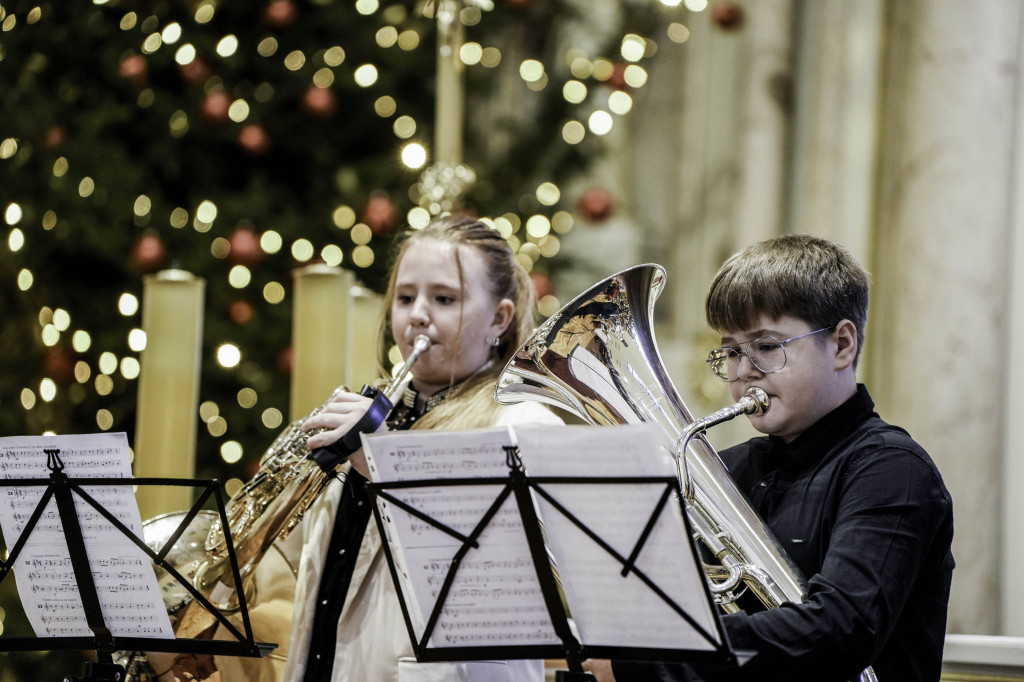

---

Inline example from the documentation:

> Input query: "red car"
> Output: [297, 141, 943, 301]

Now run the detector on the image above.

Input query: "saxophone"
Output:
[494, 264, 876, 681]
[123, 335, 430, 676]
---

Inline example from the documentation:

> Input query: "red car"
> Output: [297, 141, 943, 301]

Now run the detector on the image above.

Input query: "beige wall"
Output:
[616, 0, 1024, 636]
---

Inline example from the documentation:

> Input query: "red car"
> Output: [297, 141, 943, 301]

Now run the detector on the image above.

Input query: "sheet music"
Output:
[0, 432, 174, 639]
[513, 423, 720, 650]
[362, 427, 560, 649]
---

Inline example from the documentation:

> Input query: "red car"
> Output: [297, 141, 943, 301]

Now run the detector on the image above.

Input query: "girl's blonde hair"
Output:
[376, 215, 536, 430]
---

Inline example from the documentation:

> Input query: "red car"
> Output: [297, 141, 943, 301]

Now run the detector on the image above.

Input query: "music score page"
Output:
[0, 432, 174, 639]
[363, 426, 560, 650]
[513, 423, 721, 651]
[363, 422, 722, 655]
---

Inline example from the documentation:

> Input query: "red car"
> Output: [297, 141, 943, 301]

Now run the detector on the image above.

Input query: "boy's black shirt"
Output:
[614, 384, 954, 682]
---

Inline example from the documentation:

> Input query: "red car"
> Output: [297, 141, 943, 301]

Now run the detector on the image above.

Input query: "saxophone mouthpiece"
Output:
[743, 387, 771, 416]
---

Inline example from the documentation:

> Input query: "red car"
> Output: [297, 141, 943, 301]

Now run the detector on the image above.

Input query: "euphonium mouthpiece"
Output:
[739, 387, 770, 416]
[675, 387, 772, 500]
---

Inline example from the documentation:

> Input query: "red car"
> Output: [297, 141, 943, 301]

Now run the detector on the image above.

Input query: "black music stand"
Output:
[0, 448, 275, 681]
[366, 440, 747, 680]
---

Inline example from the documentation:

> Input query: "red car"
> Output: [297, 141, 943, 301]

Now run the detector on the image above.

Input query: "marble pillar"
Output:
[868, 0, 1021, 635]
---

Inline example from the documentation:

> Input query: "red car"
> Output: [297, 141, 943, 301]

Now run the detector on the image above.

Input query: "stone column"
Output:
[658, 0, 796, 434]
[868, 0, 1021, 635]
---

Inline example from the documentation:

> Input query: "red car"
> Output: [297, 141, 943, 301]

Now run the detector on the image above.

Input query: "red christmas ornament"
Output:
[711, 1, 745, 30]
[118, 53, 148, 88]
[237, 124, 272, 156]
[263, 0, 299, 29]
[227, 226, 264, 267]
[43, 347, 77, 385]
[43, 125, 67, 150]
[607, 62, 629, 90]
[179, 57, 211, 86]
[130, 232, 168, 273]
[276, 343, 294, 379]
[361, 194, 400, 236]
[575, 187, 616, 223]
[200, 91, 232, 127]
[530, 272, 554, 300]
[228, 298, 255, 325]
[301, 86, 338, 120]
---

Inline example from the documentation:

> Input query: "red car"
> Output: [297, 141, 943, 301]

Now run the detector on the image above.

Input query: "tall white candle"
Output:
[134, 269, 205, 521]
[290, 264, 353, 420]
[347, 285, 384, 389]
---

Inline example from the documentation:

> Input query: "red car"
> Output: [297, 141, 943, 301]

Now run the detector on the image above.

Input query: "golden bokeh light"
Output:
[401, 142, 427, 169]
[261, 229, 283, 253]
[354, 64, 379, 87]
[284, 50, 306, 71]
[352, 244, 375, 268]
[199, 400, 219, 422]
[324, 46, 345, 66]
[228, 264, 251, 288]
[322, 244, 344, 266]
[216, 35, 239, 58]
[333, 205, 357, 228]
[120, 357, 140, 380]
[96, 409, 114, 431]
[161, 22, 182, 44]
[118, 293, 139, 316]
[217, 343, 241, 368]
[237, 387, 258, 408]
[263, 281, 286, 304]
[291, 238, 314, 262]
[72, 330, 91, 353]
[128, 328, 147, 352]
[262, 407, 284, 429]
[562, 120, 585, 145]
[221, 440, 243, 464]
[174, 44, 196, 65]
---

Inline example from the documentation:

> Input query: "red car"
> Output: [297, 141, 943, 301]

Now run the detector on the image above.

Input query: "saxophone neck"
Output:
[384, 334, 430, 404]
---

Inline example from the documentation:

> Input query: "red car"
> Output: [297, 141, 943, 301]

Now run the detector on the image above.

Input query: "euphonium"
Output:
[495, 265, 876, 681]
[125, 335, 430, 673]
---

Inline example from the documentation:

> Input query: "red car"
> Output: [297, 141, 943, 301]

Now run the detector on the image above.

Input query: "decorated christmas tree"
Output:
[0, 0, 700, 674]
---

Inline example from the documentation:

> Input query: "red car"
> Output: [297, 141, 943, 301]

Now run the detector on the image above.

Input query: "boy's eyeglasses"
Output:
[706, 326, 835, 382]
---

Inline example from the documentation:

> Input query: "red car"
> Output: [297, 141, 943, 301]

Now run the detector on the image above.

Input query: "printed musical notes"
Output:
[0, 432, 174, 640]
[363, 426, 559, 649]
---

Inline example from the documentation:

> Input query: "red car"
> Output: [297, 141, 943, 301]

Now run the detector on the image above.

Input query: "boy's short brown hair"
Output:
[705, 235, 870, 365]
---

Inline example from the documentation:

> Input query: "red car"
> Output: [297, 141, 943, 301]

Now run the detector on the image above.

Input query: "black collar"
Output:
[767, 384, 876, 466]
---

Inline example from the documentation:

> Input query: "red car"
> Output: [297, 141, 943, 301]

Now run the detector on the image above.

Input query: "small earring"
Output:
[485, 335, 501, 347]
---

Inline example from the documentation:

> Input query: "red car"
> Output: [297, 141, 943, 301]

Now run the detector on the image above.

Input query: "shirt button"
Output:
[759, 481, 768, 488]
[322, 599, 328, 605]
[339, 549, 346, 555]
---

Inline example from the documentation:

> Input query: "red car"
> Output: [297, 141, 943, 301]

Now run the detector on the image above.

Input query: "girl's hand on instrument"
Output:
[302, 391, 388, 478]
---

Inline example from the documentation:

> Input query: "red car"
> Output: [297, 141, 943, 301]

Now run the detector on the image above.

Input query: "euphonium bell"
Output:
[495, 264, 804, 608]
